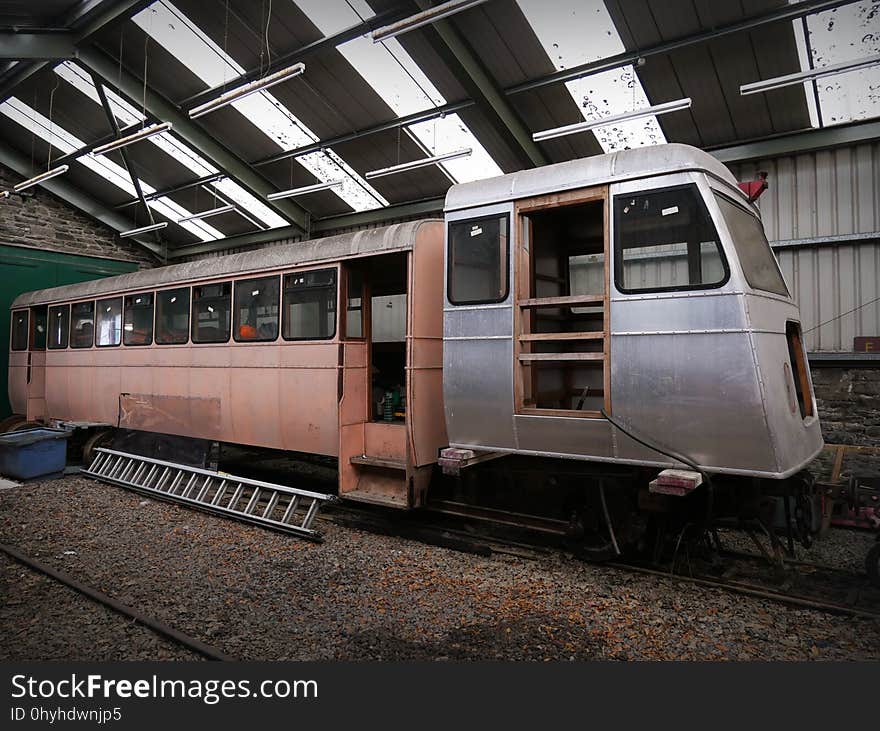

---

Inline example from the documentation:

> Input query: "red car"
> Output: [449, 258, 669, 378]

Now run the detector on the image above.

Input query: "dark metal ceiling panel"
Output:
[0, 0, 79, 29]
[605, 0, 810, 147]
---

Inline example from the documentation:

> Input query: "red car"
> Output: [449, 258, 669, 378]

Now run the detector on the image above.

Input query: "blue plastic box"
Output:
[0, 428, 69, 480]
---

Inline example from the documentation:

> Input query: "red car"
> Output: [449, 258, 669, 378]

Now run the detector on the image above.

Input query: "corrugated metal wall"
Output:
[731, 141, 880, 351]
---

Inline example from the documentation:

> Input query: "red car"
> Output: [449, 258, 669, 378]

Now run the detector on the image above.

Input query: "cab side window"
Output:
[447, 214, 509, 305]
[282, 269, 337, 340]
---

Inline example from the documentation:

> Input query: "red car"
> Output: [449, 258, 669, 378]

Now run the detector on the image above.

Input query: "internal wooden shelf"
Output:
[519, 331, 604, 342]
[518, 294, 603, 308]
[518, 352, 604, 362]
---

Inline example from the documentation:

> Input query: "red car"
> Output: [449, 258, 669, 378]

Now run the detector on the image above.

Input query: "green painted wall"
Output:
[1, 244, 138, 418]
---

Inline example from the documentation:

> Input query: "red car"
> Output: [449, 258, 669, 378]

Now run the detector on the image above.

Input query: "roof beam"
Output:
[505, 0, 856, 96]
[167, 197, 445, 260]
[409, 0, 547, 168]
[0, 0, 155, 102]
[0, 138, 163, 260]
[709, 119, 880, 163]
[179, 5, 413, 113]
[0, 32, 76, 60]
[76, 46, 311, 233]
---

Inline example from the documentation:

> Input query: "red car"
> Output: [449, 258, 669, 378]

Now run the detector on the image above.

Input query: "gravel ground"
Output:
[1, 475, 879, 661]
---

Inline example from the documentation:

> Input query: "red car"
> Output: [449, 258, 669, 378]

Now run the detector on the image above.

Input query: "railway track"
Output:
[0, 542, 233, 661]
[316, 502, 880, 622]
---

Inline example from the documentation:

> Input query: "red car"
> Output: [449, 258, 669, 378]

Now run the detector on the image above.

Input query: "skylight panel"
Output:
[0, 97, 223, 242]
[53, 61, 287, 229]
[516, 0, 666, 152]
[793, 1, 880, 126]
[295, 0, 502, 183]
[134, 1, 387, 212]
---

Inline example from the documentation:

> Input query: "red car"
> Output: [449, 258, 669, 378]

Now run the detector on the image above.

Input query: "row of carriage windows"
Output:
[10, 269, 339, 351]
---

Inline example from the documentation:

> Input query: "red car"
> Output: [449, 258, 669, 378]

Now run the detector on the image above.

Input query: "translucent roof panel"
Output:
[295, 0, 502, 183]
[134, 1, 388, 212]
[53, 61, 287, 230]
[516, 0, 667, 151]
[793, 1, 880, 127]
[0, 96, 224, 241]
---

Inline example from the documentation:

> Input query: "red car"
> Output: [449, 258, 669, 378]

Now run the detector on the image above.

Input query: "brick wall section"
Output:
[0, 164, 155, 268]
[812, 368, 880, 446]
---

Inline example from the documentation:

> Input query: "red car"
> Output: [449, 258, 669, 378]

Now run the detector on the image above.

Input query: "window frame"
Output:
[613, 183, 731, 296]
[10, 310, 28, 351]
[713, 190, 790, 298]
[155, 286, 191, 346]
[281, 266, 338, 342]
[95, 296, 123, 348]
[447, 212, 511, 306]
[232, 275, 281, 344]
[47, 304, 70, 350]
[191, 281, 232, 345]
[123, 292, 155, 347]
[69, 300, 96, 349]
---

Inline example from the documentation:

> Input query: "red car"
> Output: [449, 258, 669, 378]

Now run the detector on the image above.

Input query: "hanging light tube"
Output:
[91, 123, 173, 156]
[176, 204, 235, 223]
[189, 63, 306, 120]
[266, 180, 343, 201]
[365, 148, 472, 179]
[0, 191, 9, 199]
[13, 164, 70, 192]
[532, 98, 692, 142]
[120, 222, 167, 238]
[740, 53, 880, 96]
[371, 0, 491, 43]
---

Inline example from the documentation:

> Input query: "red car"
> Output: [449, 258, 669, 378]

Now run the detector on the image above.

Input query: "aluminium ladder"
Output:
[83, 447, 335, 541]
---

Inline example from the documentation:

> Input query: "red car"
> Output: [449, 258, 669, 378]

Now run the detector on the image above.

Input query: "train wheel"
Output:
[867, 543, 880, 589]
[82, 429, 113, 466]
[0, 415, 25, 433]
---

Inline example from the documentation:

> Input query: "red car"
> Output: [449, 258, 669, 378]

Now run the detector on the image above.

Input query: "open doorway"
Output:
[516, 189, 610, 416]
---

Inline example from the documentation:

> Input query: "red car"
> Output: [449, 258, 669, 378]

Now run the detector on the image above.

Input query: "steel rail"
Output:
[0, 541, 234, 661]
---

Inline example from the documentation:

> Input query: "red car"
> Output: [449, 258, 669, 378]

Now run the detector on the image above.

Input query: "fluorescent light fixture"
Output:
[741, 53, 880, 96]
[176, 204, 235, 223]
[371, 0, 490, 43]
[120, 222, 167, 238]
[0, 190, 9, 199]
[532, 98, 692, 142]
[365, 149, 472, 179]
[92, 122, 173, 156]
[189, 63, 306, 120]
[266, 180, 343, 201]
[13, 164, 70, 192]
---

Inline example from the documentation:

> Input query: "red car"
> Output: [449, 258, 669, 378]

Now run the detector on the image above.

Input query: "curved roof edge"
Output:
[12, 219, 441, 309]
[444, 143, 742, 212]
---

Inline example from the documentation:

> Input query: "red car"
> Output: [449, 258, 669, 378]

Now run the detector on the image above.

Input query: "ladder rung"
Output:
[211, 480, 228, 506]
[302, 499, 320, 529]
[262, 492, 279, 519]
[227, 484, 244, 510]
[244, 488, 261, 515]
[281, 495, 300, 524]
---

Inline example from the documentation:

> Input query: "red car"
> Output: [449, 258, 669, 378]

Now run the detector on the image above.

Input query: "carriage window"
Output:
[614, 184, 727, 293]
[156, 288, 190, 344]
[70, 302, 95, 348]
[96, 297, 122, 347]
[48, 305, 69, 349]
[124, 293, 154, 346]
[345, 268, 364, 339]
[233, 276, 279, 342]
[192, 283, 231, 343]
[11, 311, 28, 351]
[282, 268, 337, 340]
[714, 194, 789, 297]
[448, 214, 509, 304]
[31, 308, 46, 350]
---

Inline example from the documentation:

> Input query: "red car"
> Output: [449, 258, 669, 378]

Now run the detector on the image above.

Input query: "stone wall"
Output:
[0, 164, 155, 268]
[812, 368, 880, 446]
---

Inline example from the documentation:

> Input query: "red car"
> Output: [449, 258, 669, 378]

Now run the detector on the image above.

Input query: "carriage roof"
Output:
[444, 143, 743, 212]
[11, 219, 439, 309]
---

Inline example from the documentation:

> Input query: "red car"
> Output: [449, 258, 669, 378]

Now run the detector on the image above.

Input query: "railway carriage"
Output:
[7, 144, 824, 543]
